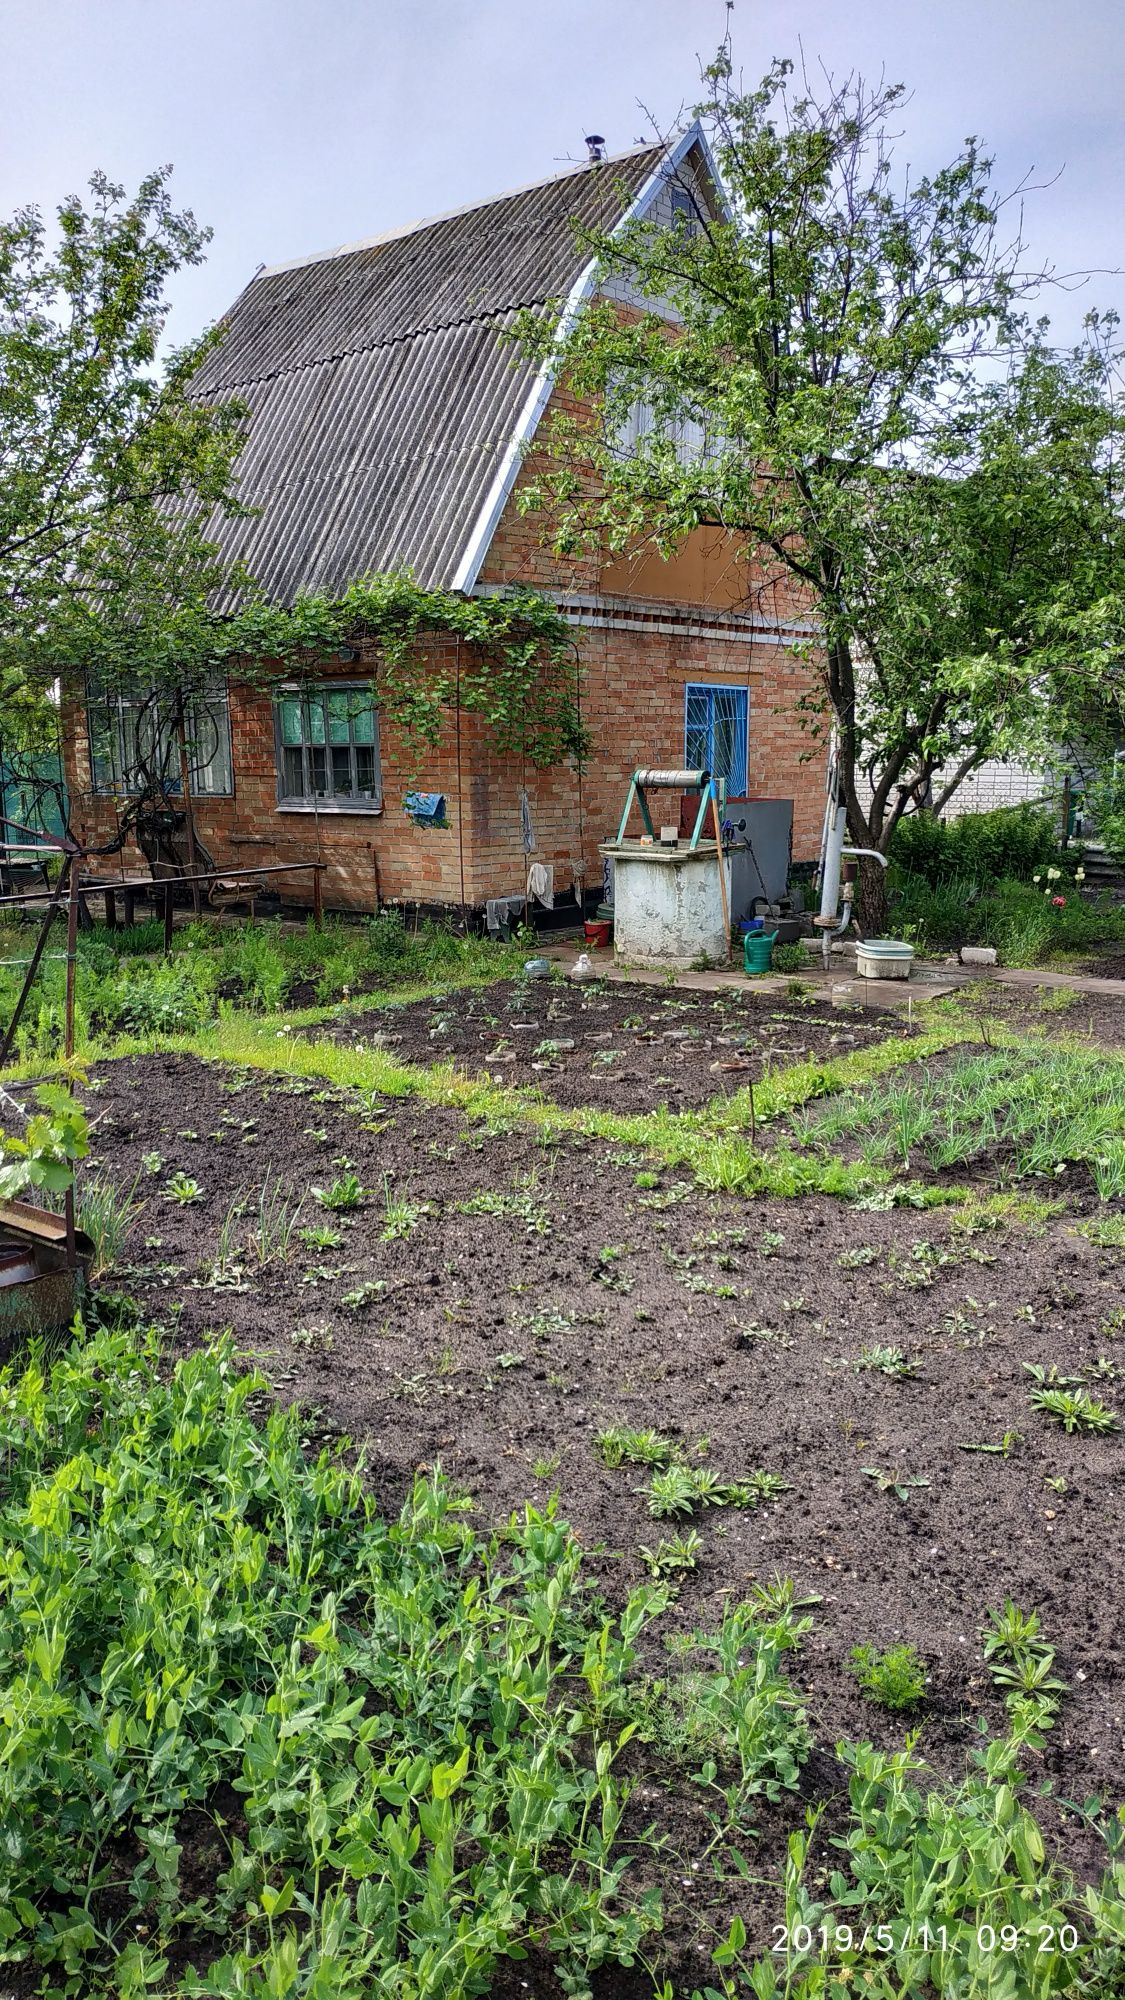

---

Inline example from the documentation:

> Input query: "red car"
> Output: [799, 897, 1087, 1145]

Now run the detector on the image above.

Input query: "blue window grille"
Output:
[684, 683, 748, 794]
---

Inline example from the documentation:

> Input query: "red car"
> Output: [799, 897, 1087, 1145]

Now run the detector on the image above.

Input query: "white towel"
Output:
[526, 862, 554, 910]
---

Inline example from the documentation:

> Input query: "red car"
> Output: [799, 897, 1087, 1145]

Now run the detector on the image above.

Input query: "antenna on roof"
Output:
[585, 134, 606, 162]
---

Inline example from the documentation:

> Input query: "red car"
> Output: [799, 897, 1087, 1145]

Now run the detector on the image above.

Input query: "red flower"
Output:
[1051, 895, 1066, 907]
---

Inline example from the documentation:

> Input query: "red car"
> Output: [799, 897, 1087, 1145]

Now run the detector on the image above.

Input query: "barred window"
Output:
[274, 685, 382, 809]
[684, 683, 748, 794]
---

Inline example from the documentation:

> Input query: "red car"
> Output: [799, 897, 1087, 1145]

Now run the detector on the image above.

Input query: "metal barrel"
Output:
[632, 768, 709, 789]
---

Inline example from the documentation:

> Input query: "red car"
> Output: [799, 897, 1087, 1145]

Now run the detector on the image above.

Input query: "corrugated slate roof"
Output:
[195, 145, 667, 600]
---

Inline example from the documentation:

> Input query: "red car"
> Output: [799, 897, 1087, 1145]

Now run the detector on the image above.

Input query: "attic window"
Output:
[669, 186, 698, 237]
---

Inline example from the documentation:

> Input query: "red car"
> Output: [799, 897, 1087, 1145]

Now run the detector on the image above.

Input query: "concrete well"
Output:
[602, 840, 730, 967]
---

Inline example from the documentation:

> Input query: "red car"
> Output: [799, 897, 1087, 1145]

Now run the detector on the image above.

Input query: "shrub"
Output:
[889, 803, 1059, 886]
[892, 871, 1125, 963]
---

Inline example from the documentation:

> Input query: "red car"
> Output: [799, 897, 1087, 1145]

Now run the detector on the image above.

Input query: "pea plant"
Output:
[0, 1318, 670, 1997]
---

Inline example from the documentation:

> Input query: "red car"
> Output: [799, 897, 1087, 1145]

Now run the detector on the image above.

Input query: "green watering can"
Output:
[743, 928, 778, 975]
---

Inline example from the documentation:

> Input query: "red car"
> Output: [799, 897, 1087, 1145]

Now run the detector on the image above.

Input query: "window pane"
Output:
[711, 714, 736, 783]
[282, 746, 304, 798]
[279, 699, 303, 747]
[273, 685, 380, 804]
[183, 694, 232, 796]
[351, 701, 375, 746]
[327, 691, 351, 744]
[88, 704, 121, 791]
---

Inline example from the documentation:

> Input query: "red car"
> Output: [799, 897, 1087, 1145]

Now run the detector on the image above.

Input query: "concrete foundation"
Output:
[602, 840, 730, 967]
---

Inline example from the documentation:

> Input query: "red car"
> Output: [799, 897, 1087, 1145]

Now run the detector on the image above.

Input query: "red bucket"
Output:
[584, 919, 612, 949]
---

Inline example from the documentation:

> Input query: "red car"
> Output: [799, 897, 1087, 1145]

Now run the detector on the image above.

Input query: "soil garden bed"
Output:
[65, 1043, 1125, 1983]
[322, 976, 903, 1114]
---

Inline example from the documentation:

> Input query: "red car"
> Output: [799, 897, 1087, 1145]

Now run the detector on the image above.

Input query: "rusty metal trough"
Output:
[0, 1198, 93, 1350]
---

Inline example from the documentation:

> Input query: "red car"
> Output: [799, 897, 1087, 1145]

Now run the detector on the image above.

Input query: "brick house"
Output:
[62, 124, 824, 920]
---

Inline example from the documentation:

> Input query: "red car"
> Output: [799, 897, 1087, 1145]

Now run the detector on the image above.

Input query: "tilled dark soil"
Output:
[319, 976, 903, 1112]
[72, 1049, 1125, 1974]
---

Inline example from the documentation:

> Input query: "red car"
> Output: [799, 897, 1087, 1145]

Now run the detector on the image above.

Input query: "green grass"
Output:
[793, 1040, 1125, 1199]
[0, 909, 529, 1062]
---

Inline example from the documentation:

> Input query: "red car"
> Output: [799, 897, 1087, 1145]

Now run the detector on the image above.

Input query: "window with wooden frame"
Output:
[274, 684, 382, 810]
[86, 682, 233, 797]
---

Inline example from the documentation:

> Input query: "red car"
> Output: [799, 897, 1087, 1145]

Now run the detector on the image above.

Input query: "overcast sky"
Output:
[3, 0, 1122, 347]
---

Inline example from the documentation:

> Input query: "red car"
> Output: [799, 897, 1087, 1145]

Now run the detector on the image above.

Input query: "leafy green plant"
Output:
[0, 1320, 665, 1995]
[298, 1220, 343, 1250]
[340, 1278, 386, 1312]
[0, 1081, 89, 1199]
[855, 1343, 919, 1379]
[1028, 1382, 1119, 1434]
[643, 1464, 788, 1518]
[638, 1528, 703, 1580]
[861, 1465, 931, 1501]
[982, 1601, 1068, 1712]
[247, 1168, 304, 1264]
[75, 1172, 144, 1277]
[163, 1169, 202, 1205]
[848, 1641, 928, 1711]
[381, 1174, 426, 1241]
[311, 1170, 365, 1212]
[596, 1426, 676, 1468]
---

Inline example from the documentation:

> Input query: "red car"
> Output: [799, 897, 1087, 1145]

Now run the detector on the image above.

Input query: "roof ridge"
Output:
[255, 138, 669, 281]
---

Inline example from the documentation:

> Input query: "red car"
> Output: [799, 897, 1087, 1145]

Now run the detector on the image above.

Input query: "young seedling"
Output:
[848, 1642, 928, 1712]
[140, 1150, 164, 1175]
[958, 1430, 1022, 1457]
[982, 1601, 1067, 1710]
[381, 1175, 426, 1241]
[638, 1528, 703, 1580]
[838, 1244, 880, 1269]
[861, 1466, 930, 1502]
[299, 1222, 343, 1251]
[341, 1279, 386, 1312]
[163, 1171, 202, 1205]
[855, 1344, 919, 1379]
[757, 1229, 786, 1258]
[311, 1171, 365, 1213]
[1028, 1384, 1119, 1435]
[596, 1426, 676, 1468]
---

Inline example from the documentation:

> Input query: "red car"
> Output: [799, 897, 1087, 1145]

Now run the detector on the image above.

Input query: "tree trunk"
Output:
[855, 854, 890, 936]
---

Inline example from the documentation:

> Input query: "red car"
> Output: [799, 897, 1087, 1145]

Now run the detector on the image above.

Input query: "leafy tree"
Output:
[513, 55, 1125, 921]
[0, 167, 250, 697]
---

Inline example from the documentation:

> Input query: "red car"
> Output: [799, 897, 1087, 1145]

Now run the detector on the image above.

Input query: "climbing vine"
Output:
[50, 573, 586, 771]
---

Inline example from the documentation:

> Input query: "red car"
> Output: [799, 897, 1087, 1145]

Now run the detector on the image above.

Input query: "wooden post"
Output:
[163, 881, 174, 953]
[63, 858, 79, 1273]
[710, 782, 731, 965]
[103, 887, 117, 931]
[312, 864, 323, 931]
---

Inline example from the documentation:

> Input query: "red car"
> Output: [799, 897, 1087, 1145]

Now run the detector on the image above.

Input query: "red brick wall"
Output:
[60, 379, 827, 915]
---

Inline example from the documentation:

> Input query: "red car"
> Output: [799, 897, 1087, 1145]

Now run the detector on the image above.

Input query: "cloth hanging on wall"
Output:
[519, 788, 535, 854]
[485, 893, 525, 934]
[526, 862, 554, 910]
